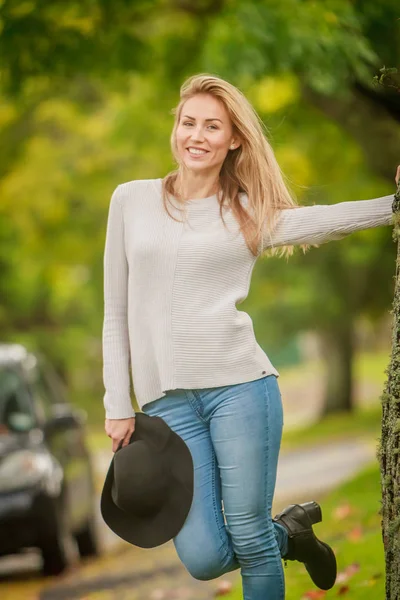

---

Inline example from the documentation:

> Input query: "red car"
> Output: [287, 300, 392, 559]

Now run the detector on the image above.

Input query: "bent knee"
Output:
[176, 545, 226, 581]
[182, 557, 222, 581]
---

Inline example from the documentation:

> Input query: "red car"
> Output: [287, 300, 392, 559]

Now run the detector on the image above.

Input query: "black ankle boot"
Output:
[273, 501, 337, 591]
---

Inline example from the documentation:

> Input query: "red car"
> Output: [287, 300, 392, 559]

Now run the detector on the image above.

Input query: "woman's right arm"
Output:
[102, 185, 136, 451]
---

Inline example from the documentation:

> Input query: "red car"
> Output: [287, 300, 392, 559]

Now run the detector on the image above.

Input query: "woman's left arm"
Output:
[264, 194, 393, 249]
[263, 166, 400, 249]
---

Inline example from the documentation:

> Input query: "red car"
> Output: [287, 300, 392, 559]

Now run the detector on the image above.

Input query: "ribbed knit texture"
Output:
[102, 178, 394, 419]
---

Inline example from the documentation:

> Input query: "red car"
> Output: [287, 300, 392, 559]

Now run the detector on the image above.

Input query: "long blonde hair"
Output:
[162, 73, 308, 259]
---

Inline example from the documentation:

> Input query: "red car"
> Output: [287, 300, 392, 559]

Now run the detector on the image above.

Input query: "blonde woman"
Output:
[103, 74, 398, 600]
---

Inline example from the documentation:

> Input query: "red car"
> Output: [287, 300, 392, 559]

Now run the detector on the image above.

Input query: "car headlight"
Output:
[0, 450, 62, 494]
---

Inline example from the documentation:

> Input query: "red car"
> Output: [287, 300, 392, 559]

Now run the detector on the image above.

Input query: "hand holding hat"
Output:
[101, 412, 194, 548]
[105, 416, 136, 452]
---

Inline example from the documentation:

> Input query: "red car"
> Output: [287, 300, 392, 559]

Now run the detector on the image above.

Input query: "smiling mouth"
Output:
[186, 148, 209, 156]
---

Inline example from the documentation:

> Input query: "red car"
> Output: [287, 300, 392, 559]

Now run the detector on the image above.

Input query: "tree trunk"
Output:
[378, 184, 400, 599]
[319, 323, 355, 416]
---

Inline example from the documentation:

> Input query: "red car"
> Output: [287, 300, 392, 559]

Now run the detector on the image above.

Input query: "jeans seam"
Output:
[262, 376, 285, 598]
[210, 442, 237, 564]
[190, 390, 207, 423]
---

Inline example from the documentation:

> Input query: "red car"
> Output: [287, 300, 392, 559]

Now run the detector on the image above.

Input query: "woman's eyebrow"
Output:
[183, 115, 223, 123]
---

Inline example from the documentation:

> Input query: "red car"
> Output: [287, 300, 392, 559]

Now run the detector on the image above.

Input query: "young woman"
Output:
[103, 73, 399, 600]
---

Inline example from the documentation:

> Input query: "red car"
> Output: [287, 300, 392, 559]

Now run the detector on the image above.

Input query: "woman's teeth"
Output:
[188, 148, 208, 155]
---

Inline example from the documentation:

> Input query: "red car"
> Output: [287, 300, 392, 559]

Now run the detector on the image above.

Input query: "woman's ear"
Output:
[230, 139, 242, 150]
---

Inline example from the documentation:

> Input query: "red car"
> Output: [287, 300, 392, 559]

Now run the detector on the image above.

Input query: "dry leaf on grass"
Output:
[347, 526, 363, 542]
[337, 584, 350, 595]
[214, 579, 233, 596]
[332, 503, 353, 521]
[335, 562, 360, 584]
[301, 590, 327, 599]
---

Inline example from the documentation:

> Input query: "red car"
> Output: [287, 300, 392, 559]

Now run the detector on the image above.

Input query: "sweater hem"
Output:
[134, 367, 280, 412]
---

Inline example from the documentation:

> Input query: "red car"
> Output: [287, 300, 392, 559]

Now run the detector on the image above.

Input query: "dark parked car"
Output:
[0, 342, 99, 576]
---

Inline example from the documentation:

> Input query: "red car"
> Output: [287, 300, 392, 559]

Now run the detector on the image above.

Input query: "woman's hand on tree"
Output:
[105, 417, 136, 453]
[396, 165, 400, 186]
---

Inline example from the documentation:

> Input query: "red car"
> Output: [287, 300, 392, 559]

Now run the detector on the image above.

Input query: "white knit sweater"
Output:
[102, 178, 394, 419]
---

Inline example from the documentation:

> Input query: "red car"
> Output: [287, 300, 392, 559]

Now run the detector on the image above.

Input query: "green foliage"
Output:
[0, 0, 156, 96]
[201, 0, 379, 94]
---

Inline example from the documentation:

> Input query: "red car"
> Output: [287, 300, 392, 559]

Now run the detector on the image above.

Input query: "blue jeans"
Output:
[142, 374, 289, 600]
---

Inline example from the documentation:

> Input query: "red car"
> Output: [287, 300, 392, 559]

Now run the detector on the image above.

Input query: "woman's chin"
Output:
[183, 160, 209, 171]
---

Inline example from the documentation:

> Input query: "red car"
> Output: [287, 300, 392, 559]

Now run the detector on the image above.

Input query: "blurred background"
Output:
[0, 1, 399, 598]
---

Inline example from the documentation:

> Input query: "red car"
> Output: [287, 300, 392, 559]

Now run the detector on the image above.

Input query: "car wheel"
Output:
[75, 512, 100, 558]
[39, 500, 76, 577]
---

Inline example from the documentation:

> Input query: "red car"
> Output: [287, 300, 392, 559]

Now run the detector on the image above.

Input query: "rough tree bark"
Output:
[378, 178, 400, 599]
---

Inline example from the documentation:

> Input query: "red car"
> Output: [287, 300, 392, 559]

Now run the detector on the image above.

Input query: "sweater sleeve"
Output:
[102, 185, 136, 419]
[263, 194, 394, 249]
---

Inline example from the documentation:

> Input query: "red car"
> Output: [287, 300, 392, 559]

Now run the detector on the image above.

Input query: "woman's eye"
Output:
[183, 122, 217, 130]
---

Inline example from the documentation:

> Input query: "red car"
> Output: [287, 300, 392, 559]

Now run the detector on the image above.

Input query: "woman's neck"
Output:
[174, 175, 220, 200]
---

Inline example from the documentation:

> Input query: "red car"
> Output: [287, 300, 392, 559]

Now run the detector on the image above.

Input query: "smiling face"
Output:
[175, 93, 239, 174]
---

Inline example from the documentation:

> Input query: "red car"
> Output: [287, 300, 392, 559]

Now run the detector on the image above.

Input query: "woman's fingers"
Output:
[395, 164, 400, 186]
[119, 429, 133, 450]
[105, 417, 136, 453]
[112, 437, 121, 453]
[113, 430, 134, 453]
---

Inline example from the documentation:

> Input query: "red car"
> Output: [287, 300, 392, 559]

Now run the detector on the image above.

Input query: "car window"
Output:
[0, 367, 36, 433]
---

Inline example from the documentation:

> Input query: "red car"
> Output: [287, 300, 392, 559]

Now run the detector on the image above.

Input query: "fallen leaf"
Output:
[301, 590, 327, 599]
[333, 503, 353, 521]
[335, 562, 361, 583]
[348, 526, 363, 542]
[215, 579, 233, 596]
[346, 563, 360, 576]
[337, 584, 350, 595]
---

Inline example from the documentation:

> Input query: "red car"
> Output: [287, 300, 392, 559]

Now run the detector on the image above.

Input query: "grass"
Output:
[226, 460, 385, 599]
[354, 350, 390, 384]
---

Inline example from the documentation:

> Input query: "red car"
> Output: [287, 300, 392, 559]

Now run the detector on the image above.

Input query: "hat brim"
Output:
[100, 430, 194, 548]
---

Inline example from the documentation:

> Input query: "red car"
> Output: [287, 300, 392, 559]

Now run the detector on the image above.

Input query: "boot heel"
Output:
[301, 501, 322, 525]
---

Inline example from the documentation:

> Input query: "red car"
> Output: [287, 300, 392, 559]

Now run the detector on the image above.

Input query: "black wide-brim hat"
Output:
[100, 412, 194, 548]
